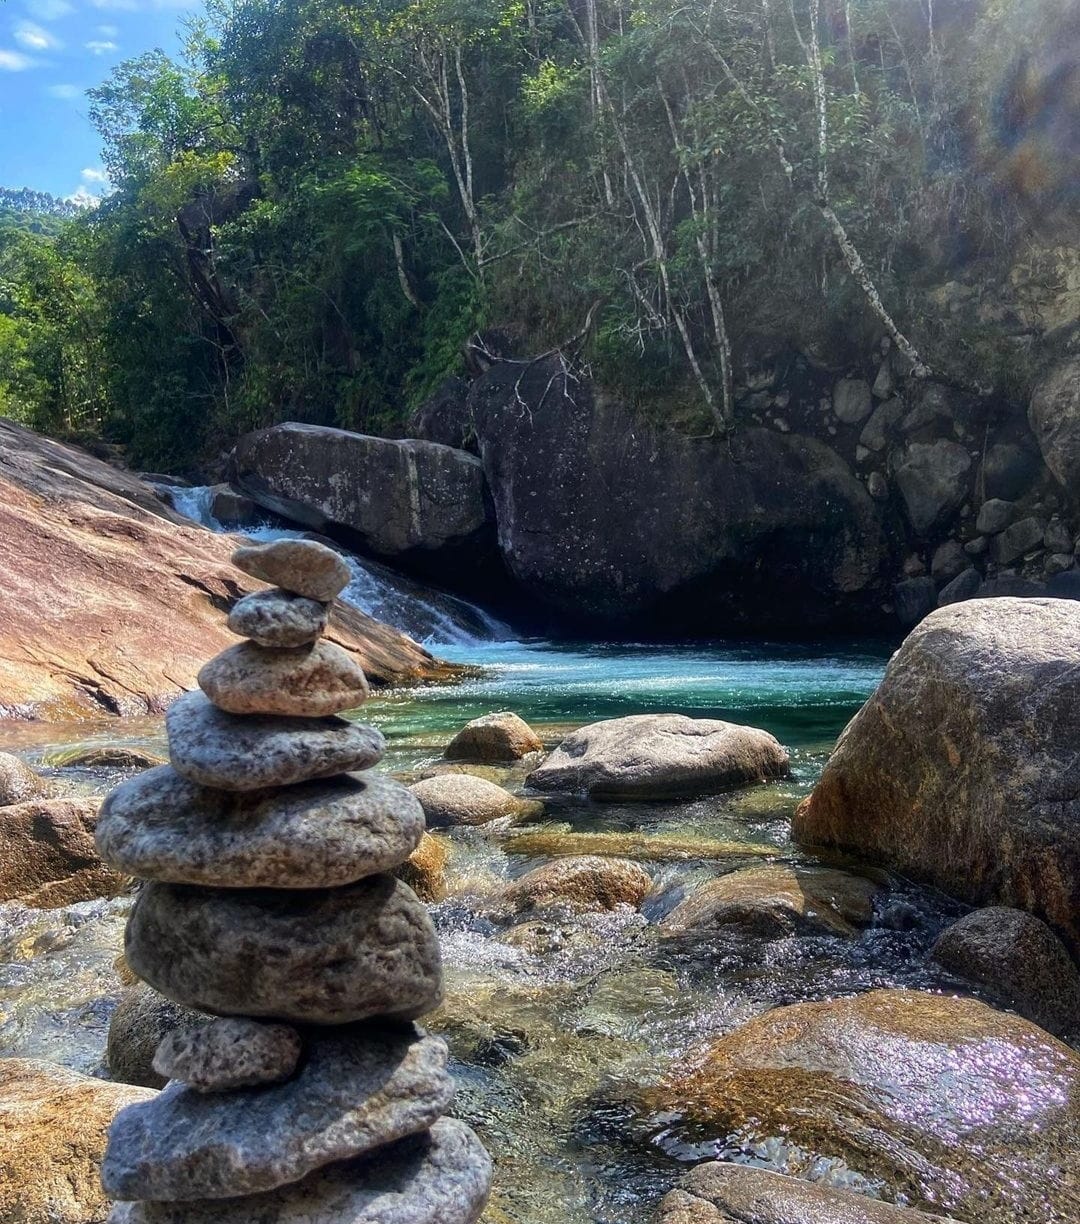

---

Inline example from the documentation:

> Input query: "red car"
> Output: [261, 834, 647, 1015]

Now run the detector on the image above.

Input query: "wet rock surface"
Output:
[0, 750, 48, 805]
[499, 855, 653, 914]
[527, 714, 789, 799]
[97, 767, 424, 888]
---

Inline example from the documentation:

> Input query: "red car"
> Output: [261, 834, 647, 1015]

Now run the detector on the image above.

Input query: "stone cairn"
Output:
[94, 538, 492, 1223]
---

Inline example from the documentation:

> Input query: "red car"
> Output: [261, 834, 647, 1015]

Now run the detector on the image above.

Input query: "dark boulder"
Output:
[406, 377, 474, 452]
[228, 422, 498, 587]
[468, 357, 890, 633]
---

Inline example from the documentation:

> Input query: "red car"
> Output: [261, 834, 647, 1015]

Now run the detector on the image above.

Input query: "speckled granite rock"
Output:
[227, 588, 328, 648]
[444, 712, 543, 762]
[0, 751, 47, 806]
[152, 1019, 302, 1093]
[125, 876, 443, 1023]
[408, 774, 541, 828]
[102, 1026, 453, 1201]
[166, 691, 384, 790]
[97, 767, 424, 888]
[232, 539, 351, 602]
[499, 855, 653, 913]
[108, 1118, 491, 1224]
[107, 982, 213, 1090]
[198, 640, 369, 717]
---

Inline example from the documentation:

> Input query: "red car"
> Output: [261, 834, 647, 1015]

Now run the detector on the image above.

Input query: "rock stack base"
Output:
[96, 538, 491, 1223]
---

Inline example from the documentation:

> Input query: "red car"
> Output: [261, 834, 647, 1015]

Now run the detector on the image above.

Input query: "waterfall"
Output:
[157, 484, 512, 648]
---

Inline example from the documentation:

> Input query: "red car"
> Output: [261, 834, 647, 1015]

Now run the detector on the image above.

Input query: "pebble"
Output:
[232, 539, 351, 602]
[125, 875, 443, 1024]
[101, 1026, 452, 1201]
[153, 1019, 302, 1093]
[96, 766, 425, 888]
[198, 640, 370, 717]
[166, 691, 384, 791]
[227, 588, 328, 648]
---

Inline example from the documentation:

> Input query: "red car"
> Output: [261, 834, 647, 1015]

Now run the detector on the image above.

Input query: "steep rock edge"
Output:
[0, 418, 455, 721]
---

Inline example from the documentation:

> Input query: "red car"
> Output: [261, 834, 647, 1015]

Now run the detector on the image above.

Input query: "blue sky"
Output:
[0, 0, 197, 201]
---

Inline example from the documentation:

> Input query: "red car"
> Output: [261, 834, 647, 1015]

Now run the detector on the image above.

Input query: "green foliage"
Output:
[1, 0, 1054, 465]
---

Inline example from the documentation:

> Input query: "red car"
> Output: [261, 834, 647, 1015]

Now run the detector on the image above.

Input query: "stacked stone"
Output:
[95, 538, 491, 1224]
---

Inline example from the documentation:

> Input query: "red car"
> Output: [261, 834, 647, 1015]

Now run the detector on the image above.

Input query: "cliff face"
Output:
[0, 420, 451, 722]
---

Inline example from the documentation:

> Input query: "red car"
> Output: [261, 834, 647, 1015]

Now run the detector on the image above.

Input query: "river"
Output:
[0, 502, 972, 1223]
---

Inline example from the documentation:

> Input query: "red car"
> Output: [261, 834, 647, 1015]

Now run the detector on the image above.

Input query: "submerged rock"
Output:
[97, 766, 424, 888]
[109, 1118, 492, 1224]
[125, 876, 443, 1024]
[444, 712, 544, 762]
[0, 797, 126, 908]
[231, 538, 351, 602]
[0, 751, 47, 806]
[153, 1018, 302, 1093]
[102, 1026, 453, 1201]
[932, 906, 1080, 1040]
[198, 640, 370, 717]
[0, 1057, 154, 1224]
[408, 774, 541, 828]
[527, 714, 789, 800]
[166, 691, 384, 790]
[659, 864, 879, 939]
[795, 599, 1080, 957]
[394, 832, 450, 902]
[226, 588, 328, 648]
[45, 746, 166, 770]
[652, 988, 1080, 1222]
[500, 855, 652, 913]
[660, 1163, 953, 1223]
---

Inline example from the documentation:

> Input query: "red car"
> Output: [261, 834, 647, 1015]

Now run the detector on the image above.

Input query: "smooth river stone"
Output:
[166, 691, 384, 790]
[101, 1025, 453, 1201]
[152, 1019, 302, 1093]
[95, 766, 424, 887]
[227, 588, 328, 648]
[108, 1118, 491, 1224]
[232, 538, 351, 602]
[125, 875, 443, 1024]
[198, 640, 370, 717]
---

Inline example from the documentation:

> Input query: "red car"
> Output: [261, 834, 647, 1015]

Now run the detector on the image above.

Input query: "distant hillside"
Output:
[0, 188, 80, 237]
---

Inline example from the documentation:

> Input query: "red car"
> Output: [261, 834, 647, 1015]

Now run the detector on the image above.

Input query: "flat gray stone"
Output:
[125, 875, 443, 1024]
[108, 1118, 491, 1224]
[101, 1025, 453, 1201]
[96, 766, 424, 888]
[232, 538, 351, 601]
[198, 640, 369, 717]
[227, 588, 328, 648]
[166, 691, 384, 791]
[153, 1019, 302, 1092]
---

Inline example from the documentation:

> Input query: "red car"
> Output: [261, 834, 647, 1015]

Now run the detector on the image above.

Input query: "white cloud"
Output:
[0, 49, 35, 70]
[25, 0, 74, 20]
[85, 38, 118, 53]
[65, 187, 103, 208]
[88, 0, 139, 10]
[46, 81, 79, 97]
[81, 167, 108, 183]
[14, 21, 62, 51]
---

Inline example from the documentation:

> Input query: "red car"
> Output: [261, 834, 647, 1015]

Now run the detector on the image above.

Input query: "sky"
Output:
[0, 0, 197, 202]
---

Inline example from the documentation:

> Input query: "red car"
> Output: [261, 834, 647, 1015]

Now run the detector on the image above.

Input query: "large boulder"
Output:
[0, 797, 126, 907]
[0, 1057, 155, 1224]
[527, 714, 789, 800]
[652, 989, 1080, 1222]
[660, 1163, 952, 1223]
[0, 421, 454, 720]
[794, 599, 1080, 956]
[892, 440, 973, 535]
[468, 357, 889, 633]
[228, 422, 497, 585]
[444, 711, 543, 762]
[1029, 355, 1080, 490]
[0, 751, 47, 806]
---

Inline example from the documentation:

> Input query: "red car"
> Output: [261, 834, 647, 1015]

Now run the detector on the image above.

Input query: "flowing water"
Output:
[0, 498, 976, 1221]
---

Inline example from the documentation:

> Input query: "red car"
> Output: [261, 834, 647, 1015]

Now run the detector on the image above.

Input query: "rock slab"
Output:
[198, 640, 369, 717]
[125, 875, 443, 1024]
[232, 538, 351, 602]
[97, 766, 424, 888]
[527, 714, 789, 799]
[108, 1118, 491, 1224]
[102, 1026, 453, 1201]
